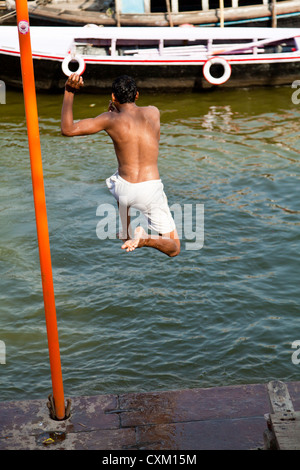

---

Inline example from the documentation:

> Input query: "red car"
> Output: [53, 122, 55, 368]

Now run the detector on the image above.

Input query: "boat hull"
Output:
[2, 53, 300, 93]
[26, 1, 300, 28]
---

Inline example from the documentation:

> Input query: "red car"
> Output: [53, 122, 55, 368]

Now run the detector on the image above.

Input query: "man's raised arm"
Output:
[61, 73, 113, 137]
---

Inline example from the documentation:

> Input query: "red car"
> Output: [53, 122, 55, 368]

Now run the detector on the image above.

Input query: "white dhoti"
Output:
[106, 171, 176, 235]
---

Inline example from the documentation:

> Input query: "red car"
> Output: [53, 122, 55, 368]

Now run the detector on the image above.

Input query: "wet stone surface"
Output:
[0, 382, 300, 450]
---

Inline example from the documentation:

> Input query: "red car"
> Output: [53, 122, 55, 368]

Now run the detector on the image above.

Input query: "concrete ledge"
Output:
[1, 382, 300, 450]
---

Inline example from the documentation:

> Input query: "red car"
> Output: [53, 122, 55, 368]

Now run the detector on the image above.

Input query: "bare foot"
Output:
[121, 226, 148, 252]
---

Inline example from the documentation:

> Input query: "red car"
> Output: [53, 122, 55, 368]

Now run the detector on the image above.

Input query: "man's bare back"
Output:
[61, 73, 180, 257]
[61, 74, 160, 183]
[105, 102, 161, 183]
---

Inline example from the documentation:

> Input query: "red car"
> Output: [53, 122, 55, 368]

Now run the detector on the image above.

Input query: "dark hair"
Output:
[112, 75, 137, 104]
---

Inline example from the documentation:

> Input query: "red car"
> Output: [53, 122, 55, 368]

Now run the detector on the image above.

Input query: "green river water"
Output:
[0, 85, 299, 402]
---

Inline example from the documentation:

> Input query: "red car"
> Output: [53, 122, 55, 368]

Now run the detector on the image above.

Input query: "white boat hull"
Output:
[1, 26, 300, 92]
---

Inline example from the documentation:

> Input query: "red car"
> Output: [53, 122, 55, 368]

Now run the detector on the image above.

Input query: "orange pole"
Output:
[16, 0, 66, 420]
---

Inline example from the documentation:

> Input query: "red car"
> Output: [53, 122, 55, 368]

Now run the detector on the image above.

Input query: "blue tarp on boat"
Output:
[121, 0, 145, 14]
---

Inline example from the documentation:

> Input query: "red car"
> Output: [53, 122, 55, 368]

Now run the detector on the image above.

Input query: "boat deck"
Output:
[1, 381, 299, 450]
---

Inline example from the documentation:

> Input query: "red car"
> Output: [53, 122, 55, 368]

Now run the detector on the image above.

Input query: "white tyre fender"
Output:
[62, 54, 86, 77]
[203, 57, 231, 85]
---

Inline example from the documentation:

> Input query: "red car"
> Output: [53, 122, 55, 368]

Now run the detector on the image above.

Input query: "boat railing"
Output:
[123, 45, 207, 56]
[121, 42, 273, 57]
[73, 35, 299, 59]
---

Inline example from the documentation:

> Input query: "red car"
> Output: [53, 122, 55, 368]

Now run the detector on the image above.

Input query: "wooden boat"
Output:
[1, 25, 300, 92]
[23, 0, 300, 28]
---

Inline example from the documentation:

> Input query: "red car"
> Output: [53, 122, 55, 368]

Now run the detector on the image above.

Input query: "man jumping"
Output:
[61, 73, 180, 257]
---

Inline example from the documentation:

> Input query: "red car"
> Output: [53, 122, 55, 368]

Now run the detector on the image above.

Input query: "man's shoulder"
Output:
[146, 105, 160, 113]
[140, 105, 160, 118]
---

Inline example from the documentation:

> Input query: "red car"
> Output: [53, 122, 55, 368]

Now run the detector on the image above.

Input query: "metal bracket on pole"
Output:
[47, 394, 72, 421]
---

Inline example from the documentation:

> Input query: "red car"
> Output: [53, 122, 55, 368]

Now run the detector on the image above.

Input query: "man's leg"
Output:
[121, 226, 180, 257]
[117, 201, 130, 241]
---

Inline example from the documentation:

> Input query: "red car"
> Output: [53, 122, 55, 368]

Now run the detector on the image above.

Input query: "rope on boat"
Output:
[0, 9, 16, 23]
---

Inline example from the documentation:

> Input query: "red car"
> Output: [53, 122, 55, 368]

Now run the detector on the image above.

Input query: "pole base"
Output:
[47, 394, 72, 421]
